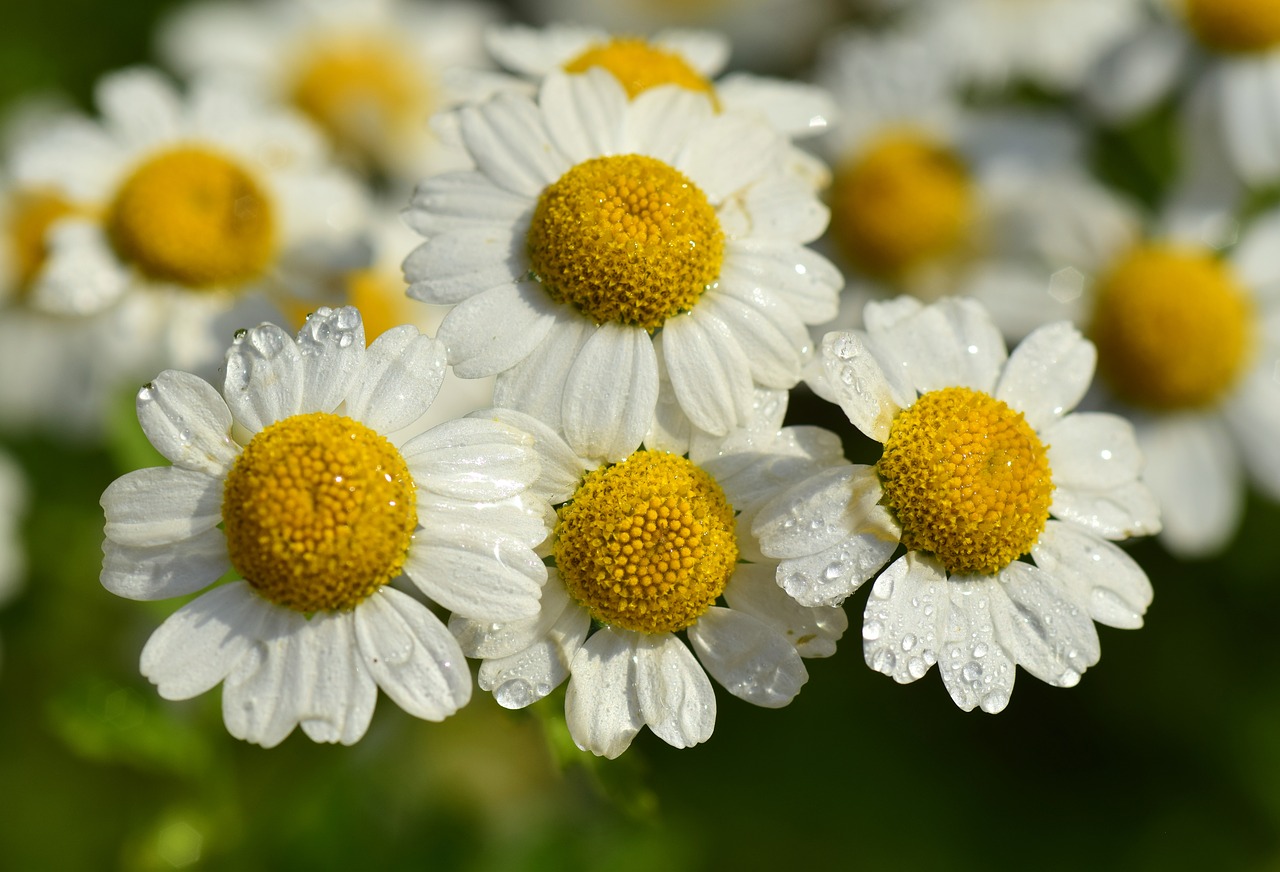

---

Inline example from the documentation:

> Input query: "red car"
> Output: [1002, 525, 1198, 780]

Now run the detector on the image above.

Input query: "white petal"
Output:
[996, 322, 1096, 432]
[136, 371, 237, 476]
[1052, 481, 1162, 540]
[753, 465, 876, 559]
[938, 579, 1017, 714]
[661, 309, 754, 437]
[295, 613, 377, 745]
[863, 553, 947, 685]
[484, 23, 602, 76]
[1033, 520, 1152, 630]
[716, 73, 835, 138]
[1224, 364, 1280, 500]
[140, 581, 262, 699]
[1220, 57, 1280, 185]
[723, 563, 847, 658]
[403, 229, 526, 305]
[223, 322, 304, 432]
[101, 467, 223, 547]
[405, 522, 546, 621]
[478, 601, 591, 710]
[1046, 412, 1143, 491]
[696, 291, 804, 389]
[102, 527, 229, 601]
[565, 629, 643, 759]
[402, 417, 537, 501]
[654, 28, 730, 75]
[989, 561, 1100, 688]
[356, 587, 471, 721]
[344, 326, 447, 435]
[820, 330, 912, 442]
[1138, 414, 1242, 558]
[688, 607, 807, 708]
[722, 241, 842, 325]
[561, 323, 658, 462]
[624, 86, 712, 163]
[296, 306, 365, 414]
[30, 221, 130, 315]
[437, 283, 559, 377]
[461, 93, 570, 197]
[884, 298, 1007, 395]
[540, 68, 627, 163]
[676, 113, 781, 202]
[471, 408, 586, 505]
[491, 316, 590, 435]
[220, 605, 309, 748]
[739, 173, 830, 244]
[403, 170, 532, 237]
[633, 633, 716, 748]
[97, 67, 182, 148]
[452, 574, 574, 659]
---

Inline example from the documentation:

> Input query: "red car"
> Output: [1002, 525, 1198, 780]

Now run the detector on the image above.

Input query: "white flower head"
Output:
[451, 392, 849, 758]
[99, 306, 550, 747]
[756, 297, 1159, 713]
[404, 68, 841, 461]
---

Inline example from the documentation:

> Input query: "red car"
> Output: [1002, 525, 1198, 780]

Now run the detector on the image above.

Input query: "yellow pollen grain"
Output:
[564, 38, 718, 103]
[290, 35, 427, 158]
[528, 154, 724, 331]
[829, 132, 973, 279]
[1091, 244, 1254, 410]
[222, 411, 417, 613]
[7, 189, 83, 292]
[107, 146, 276, 289]
[1183, 0, 1280, 54]
[877, 387, 1053, 576]
[554, 450, 737, 634]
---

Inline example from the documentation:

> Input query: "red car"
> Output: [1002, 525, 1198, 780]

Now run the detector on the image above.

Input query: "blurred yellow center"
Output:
[528, 154, 723, 330]
[555, 450, 738, 634]
[830, 133, 973, 278]
[7, 189, 81, 292]
[1091, 245, 1253, 410]
[290, 36, 426, 154]
[222, 412, 417, 613]
[878, 387, 1053, 576]
[107, 146, 276, 288]
[1184, 0, 1280, 53]
[564, 38, 717, 102]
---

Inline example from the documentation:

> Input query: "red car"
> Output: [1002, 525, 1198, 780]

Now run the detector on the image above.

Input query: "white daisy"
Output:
[158, 0, 501, 183]
[451, 391, 848, 758]
[99, 306, 549, 747]
[0, 450, 27, 671]
[755, 297, 1159, 713]
[10, 67, 370, 375]
[813, 28, 1139, 339]
[403, 68, 841, 460]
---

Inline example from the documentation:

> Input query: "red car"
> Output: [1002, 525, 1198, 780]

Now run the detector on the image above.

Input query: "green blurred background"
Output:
[4, 1, 1280, 869]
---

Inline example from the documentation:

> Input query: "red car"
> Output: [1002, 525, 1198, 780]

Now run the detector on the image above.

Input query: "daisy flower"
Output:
[158, 0, 500, 183]
[755, 297, 1159, 713]
[99, 307, 549, 747]
[0, 450, 27, 671]
[11, 67, 370, 374]
[403, 68, 841, 460]
[813, 29, 1138, 339]
[451, 392, 849, 758]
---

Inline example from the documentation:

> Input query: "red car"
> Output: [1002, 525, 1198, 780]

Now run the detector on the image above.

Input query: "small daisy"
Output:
[755, 297, 1158, 713]
[0, 450, 27, 671]
[403, 68, 840, 459]
[11, 67, 370, 374]
[813, 28, 1138, 338]
[99, 306, 549, 747]
[451, 393, 849, 758]
[158, 0, 501, 182]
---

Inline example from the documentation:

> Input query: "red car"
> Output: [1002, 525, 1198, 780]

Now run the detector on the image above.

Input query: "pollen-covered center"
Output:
[528, 154, 724, 331]
[877, 387, 1053, 576]
[564, 38, 717, 101]
[7, 189, 82, 292]
[222, 412, 417, 613]
[554, 450, 738, 634]
[1184, 0, 1280, 54]
[830, 133, 973, 278]
[290, 35, 427, 156]
[107, 146, 276, 288]
[1091, 244, 1254, 410]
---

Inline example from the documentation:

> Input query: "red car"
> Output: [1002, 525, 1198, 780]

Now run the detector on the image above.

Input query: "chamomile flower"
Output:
[403, 68, 840, 460]
[158, 0, 500, 183]
[11, 67, 369, 375]
[0, 451, 27, 671]
[451, 393, 848, 758]
[99, 306, 549, 747]
[755, 297, 1158, 713]
[814, 29, 1138, 338]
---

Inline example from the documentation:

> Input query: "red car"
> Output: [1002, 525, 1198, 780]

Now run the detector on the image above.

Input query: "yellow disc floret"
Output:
[1184, 0, 1280, 54]
[222, 412, 417, 613]
[1091, 244, 1254, 410]
[830, 133, 973, 278]
[107, 146, 276, 288]
[878, 387, 1053, 576]
[528, 154, 724, 330]
[554, 450, 738, 634]
[7, 189, 82, 292]
[564, 38, 717, 102]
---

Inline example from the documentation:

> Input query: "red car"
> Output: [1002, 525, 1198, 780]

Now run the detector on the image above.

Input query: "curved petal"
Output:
[565, 629, 643, 759]
[1046, 412, 1143, 491]
[1138, 414, 1242, 558]
[344, 326, 448, 435]
[1033, 520, 1152, 630]
[472, 408, 587, 505]
[539, 67, 628, 163]
[740, 173, 830, 244]
[1051, 480, 1162, 541]
[296, 306, 365, 414]
[403, 170, 532, 236]
[721, 241, 842, 325]
[295, 613, 378, 745]
[491, 316, 590, 435]
[624, 85, 713, 163]
[863, 553, 948, 685]
[990, 561, 1100, 688]
[224, 322, 304, 433]
[101, 467, 223, 547]
[995, 322, 1096, 432]
[136, 371, 237, 476]
[403, 229, 526, 305]
[561, 323, 659, 462]
[402, 417, 537, 502]
[634, 633, 716, 748]
[140, 581, 263, 699]
[478, 600, 591, 710]
[753, 465, 875, 559]
[820, 330, 912, 443]
[404, 522, 546, 621]
[96, 67, 182, 148]
[437, 283, 559, 378]
[102, 526, 229, 601]
[460, 92, 570, 197]
[723, 562, 847, 658]
[661, 309, 754, 437]
[451, 574, 574, 660]
[220, 604, 310, 748]
[882, 298, 1007, 395]
[938, 578, 1017, 714]
[676, 112, 781, 203]
[715, 73, 835, 138]
[688, 607, 807, 708]
[696, 291, 804, 389]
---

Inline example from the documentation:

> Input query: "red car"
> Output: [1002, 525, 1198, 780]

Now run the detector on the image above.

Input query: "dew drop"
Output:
[862, 620, 884, 641]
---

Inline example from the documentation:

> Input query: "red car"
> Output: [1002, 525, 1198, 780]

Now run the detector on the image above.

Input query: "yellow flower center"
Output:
[563, 38, 717, 102]
[554, 450, 738, 634]
[528, 154, 724, 331]
[1091, 244, 1254, 410]
[6, 189, 83, 293]
[222, 412, 417, 613]
[1183, 0, 1280, 54]
[107, 146, 276, 289]
[877, 387, 1053, 576]
[830, 133, 973, 278]
[289, 36, 428, 158]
